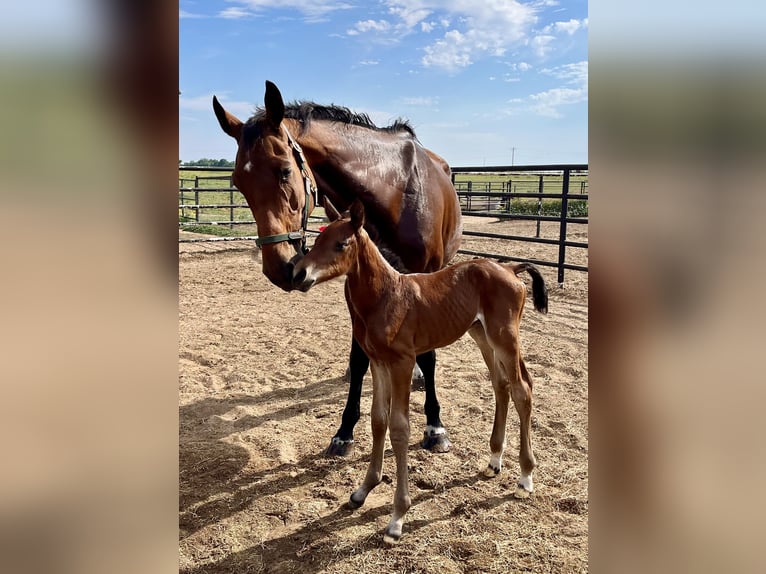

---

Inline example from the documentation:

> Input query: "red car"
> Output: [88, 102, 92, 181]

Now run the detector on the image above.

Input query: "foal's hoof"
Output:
[324, 438, 355, 457]
[346, 494, 364, 510]
[421, 430, 452, 453]
[514, 483, 533, 499]
[383, 531, 402, 545]
[483, 464, 501, 478]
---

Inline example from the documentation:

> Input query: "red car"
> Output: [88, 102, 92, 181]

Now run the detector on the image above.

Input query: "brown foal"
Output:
[293, 199, 548, 544]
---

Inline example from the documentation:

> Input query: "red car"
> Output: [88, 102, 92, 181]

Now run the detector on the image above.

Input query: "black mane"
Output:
[243, 101, 416, 146]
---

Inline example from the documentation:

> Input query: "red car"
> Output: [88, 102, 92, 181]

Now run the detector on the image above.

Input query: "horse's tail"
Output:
[507, 262, 549, 314]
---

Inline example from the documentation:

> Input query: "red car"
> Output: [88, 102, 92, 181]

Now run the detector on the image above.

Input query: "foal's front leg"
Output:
[348, 361, 390, 508]
[384, 361, 414, 544]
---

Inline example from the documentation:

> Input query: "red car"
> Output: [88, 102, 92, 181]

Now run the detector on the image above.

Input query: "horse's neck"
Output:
[295, 121, 399, 201]
[346, 232, 399, 311]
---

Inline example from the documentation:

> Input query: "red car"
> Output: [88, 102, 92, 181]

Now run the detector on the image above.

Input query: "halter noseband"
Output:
[254, 126, 319, 254]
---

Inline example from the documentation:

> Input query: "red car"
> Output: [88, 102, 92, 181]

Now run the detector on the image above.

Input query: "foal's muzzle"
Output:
[292, 266, 316, 292]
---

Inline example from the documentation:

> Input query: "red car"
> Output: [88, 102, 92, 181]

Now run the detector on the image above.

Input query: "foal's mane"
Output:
[243, 101, 416, 145]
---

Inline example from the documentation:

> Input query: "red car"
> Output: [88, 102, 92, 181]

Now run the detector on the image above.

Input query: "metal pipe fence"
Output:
[179, 164, 588, 285]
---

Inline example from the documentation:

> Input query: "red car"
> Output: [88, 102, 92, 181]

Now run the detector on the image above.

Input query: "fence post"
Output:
[536, 174, 543, 238]
[194, 176, 200, 223]
[557, 169, 571, 286]
[466, 181, 472, 211]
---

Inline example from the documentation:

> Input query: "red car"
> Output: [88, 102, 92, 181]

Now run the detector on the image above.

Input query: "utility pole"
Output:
[511, 147, 516, 166]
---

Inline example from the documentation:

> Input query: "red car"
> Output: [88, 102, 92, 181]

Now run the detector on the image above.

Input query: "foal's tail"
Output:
[508, 262, 549, 314]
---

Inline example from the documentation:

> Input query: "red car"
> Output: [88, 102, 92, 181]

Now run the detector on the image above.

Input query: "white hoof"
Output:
[513, 485, 532, 498]
[483, 465, 500, 477]
[514, 474, 534, 498]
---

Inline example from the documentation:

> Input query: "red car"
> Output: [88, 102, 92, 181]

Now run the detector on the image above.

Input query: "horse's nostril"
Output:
[293, 268, 307, 286]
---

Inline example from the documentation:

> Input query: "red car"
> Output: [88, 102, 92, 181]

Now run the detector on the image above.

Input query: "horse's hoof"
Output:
[514, 484, 533, 499]
[421, 430, 452, 453]
[324, 438, 355, 457]
[411, 374, 426, 391]
[347, 494, 364, 510]
[483, 464, 501, 477]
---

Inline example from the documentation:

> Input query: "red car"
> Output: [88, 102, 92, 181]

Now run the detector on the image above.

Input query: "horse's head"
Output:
[293, 198, 365, 292]
[213, 81, 315, 291]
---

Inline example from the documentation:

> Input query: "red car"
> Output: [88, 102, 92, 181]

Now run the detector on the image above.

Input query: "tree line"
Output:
[180, 158, 235, 167]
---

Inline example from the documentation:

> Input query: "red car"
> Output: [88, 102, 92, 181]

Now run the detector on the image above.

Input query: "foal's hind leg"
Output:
[468, 323, 509, 477]
[512, 356, 537, 498]
[416, 350, 452, 453]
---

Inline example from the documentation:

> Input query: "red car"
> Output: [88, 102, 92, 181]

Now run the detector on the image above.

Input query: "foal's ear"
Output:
[212, 96, 243, 141]
[349, 199, 365, 230]
[323, 197, 342, 222]
[264, 81, 285, 129]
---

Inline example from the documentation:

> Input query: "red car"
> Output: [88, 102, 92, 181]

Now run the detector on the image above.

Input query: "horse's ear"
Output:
[213, 96, 243, 140]
[323, 197, 342, 222]
[264, 81, 285, 129]
[349, 199, 365, 231]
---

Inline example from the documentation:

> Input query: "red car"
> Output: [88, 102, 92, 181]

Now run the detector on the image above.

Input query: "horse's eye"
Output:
[335, 240, 349, 252]
[280, 167, 292, 182]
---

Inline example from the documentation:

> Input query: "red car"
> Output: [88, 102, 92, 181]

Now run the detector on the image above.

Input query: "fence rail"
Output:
[179, 163, 588, 285]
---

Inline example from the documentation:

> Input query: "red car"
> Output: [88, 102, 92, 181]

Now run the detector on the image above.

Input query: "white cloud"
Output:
[343, 2, 539, 72]
[541, 60, 588, 84]
[219, 7, 253, 19]
[347, 20, 392, 36]
[180, 10, 205, 19]
[222, 1, 354, 22]
[359, 59, 380, 66]
[528, 87, 587, 117]
[530, 34, 556, 57]
[507, 60, 587, 118]
[507, 61, 533, 72]
[400, 96, 439, 106]
[387, 5, 432, 29]
[542, 18, 588, 35]
[388, 1, 537, 72]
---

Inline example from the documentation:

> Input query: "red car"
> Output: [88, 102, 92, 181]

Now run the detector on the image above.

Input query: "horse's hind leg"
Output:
[512, 355, 537, 497]
[326, 336, 369, 457]
[417, 350, 452, 453]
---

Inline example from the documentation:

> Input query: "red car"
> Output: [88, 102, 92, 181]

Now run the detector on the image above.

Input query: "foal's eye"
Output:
[335, 240, 349, 252]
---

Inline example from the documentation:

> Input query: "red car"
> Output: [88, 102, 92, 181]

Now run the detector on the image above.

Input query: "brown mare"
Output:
[213, 81, 462, 456]
[293, 199, 548, 544]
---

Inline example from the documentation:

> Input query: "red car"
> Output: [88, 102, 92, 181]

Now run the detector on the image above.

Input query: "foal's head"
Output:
[292, 199, 365, 292]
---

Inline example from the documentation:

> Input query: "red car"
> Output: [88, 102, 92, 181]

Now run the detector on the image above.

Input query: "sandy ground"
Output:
[179, 216, 588, 573]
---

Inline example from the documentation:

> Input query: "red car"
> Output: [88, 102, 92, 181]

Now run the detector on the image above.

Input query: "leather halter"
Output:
[254, 126, 318, 255]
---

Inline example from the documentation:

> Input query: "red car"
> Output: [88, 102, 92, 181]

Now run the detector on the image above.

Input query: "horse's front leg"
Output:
[326, 336, 369, 457]
[417, 350, 452, 453]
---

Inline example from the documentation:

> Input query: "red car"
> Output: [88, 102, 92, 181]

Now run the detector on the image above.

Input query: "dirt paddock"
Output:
[179, 217, 588, 573]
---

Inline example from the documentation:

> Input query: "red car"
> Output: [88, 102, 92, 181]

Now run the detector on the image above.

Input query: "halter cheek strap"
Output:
[254, 126, 319, 254]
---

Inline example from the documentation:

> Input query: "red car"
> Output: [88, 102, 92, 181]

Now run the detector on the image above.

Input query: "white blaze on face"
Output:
[243, 161, 253, 173]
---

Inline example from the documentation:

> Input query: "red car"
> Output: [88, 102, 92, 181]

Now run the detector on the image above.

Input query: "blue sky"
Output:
[180, 0, 588, 167]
